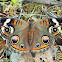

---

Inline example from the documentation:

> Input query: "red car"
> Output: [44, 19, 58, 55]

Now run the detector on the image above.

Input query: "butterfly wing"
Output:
[31, 18, 54, 53]
[48, 18, 62, 45]
[0, 18, 29, 54]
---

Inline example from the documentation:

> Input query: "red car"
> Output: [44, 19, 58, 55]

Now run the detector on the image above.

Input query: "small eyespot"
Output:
[36, 43, 40, 48]
[42, 36, 49, 43]
[20, 44, 24, 49]
[11, 36, 19, 44]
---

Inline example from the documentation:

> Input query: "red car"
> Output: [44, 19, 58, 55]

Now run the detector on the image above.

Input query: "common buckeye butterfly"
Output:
[0, 17, 55, 55]
[0, 17, 62, 62]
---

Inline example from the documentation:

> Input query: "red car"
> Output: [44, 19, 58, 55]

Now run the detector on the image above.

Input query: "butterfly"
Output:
[0, 17, 61, 55]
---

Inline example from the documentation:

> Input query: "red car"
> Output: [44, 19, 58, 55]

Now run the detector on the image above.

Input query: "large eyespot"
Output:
[42, 36, 49, 43]
[1, 26, 14, 34]
[11, 36, 19, 44]
[36, 43, 40, 48]
[20, 44, 24, 49]
[49, 26, 58, 33]
[1, 26, 10, 33]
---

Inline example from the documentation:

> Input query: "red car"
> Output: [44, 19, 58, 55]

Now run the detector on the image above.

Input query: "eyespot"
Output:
[36, 43, 40, 48]
[42, 36, 49, 43]
[1, 26, 14, 34]
[53, 27, 57, 32]
[20, 44, 24, 49]
[49, 26, 58, 33]
[1, 26, 10, 33]
[5, 27, 10, 33]
[11, 36, 19, 44]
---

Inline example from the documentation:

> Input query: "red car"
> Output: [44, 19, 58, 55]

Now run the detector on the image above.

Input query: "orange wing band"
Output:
[45, 20, 49, 25]
[53, 32, 59, 36]
[10, 41, 27, 51]
[41, 21, 44, 25]
[19, 21, 22, 25]
[4, 32, 9, 36]
[33, 42, 50, 50]
[14, 20, 17, 25]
